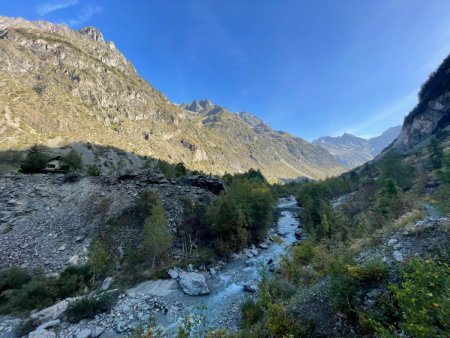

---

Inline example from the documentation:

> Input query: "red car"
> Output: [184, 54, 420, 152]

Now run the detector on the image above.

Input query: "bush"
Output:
[267, 303, 309, 337]
[66, 291, 118, 323]
[56, 265, 92, 298]
[0, 265, 94, 316]
[0, 267, 31, 293]
[88, 240, 113, 281]
[241, 299, 265, 329]
[62, 150, 83, 171]
[86, 164, 101, 176]
[329, 258, 388, 318]
[20, 145, 47, 173]
[391, 259, 450, 338]
[281, 242, 332, 286]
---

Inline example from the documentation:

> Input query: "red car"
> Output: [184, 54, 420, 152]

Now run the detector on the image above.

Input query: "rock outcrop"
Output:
[393, 53, 450, 153]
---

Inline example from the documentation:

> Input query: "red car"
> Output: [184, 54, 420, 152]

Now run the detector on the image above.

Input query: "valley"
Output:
[0, 9, 449, 338]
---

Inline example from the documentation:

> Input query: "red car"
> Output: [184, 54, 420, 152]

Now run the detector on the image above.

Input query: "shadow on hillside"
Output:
[0, 142, 201, 177]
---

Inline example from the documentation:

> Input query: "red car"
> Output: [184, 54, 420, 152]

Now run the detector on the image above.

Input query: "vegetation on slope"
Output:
[239, 134, 450, 337]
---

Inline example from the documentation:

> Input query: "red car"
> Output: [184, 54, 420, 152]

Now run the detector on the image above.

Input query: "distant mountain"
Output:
[0, 16, 345, 180]
[313, 126, 401, 168]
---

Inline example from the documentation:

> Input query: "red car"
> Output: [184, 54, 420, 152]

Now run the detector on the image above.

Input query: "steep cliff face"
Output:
[394, 54, 450, 153]
[0, 16, 345, 180]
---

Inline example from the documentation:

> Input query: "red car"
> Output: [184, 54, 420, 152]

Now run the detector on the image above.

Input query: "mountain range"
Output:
[313, 126, 402, 168]
[0, 16, 345, 181]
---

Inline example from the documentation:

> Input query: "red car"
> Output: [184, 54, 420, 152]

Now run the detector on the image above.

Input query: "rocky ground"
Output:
[0, 171, 219, 273]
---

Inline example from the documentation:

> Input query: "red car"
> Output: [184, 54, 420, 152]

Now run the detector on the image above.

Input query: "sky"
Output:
[1, 1, 450, 140]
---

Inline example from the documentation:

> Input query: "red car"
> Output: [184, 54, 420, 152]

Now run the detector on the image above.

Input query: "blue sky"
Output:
[1, 1, 450, 140]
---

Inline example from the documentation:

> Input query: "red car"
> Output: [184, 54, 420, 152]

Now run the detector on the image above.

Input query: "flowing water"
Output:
[159, 196, 302, 332]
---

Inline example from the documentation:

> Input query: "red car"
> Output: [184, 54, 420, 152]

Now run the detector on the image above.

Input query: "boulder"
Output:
[29, 329, 56, 338]
[35, 319, 60, 331]
[30, 297, 78, 324]
[76, 328, 92, 338]
[178, 272, 210, 296]
[168, 268, 179, 279]
[101, 276, 114, 291]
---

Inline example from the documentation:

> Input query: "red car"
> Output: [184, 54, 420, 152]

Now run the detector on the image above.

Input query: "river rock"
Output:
[179, 272, 209, 296]
[29, 329, 57, 338]
[258, 243, 269, 249]
[168, 268, 179, 279]
[36, 319, 60, 331]
[76, 328, 92, 338]
[393, 251, 404, 262]
[101, 277, 114, 291]
[244, 283, 258, 293]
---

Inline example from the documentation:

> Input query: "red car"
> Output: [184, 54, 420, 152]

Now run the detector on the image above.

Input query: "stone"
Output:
[57, 244, 66, 251]
[127, 279, 178, 297]
[387, 238, 398, 246]
[209, 267, 216, 276]
[393, 251, 404, 262]
[29, 329, 57, 338]
[258, 243, 269, 249]
[179, 272, 210, 296]
[76, 328, 92, 338]
[30, 299, 70, 323]
[101, 276, 114, 291]
[68, 254, 80, 265]
[243, 283, 258, 293]
[99, 330, 122, 338]
[168, 268, 179, 279]
[36, 319, 60, 331]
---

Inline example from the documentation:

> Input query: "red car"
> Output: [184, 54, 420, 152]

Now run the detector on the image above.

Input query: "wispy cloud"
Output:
[37, 0, 79, 16]
[65, 4, 104, 27]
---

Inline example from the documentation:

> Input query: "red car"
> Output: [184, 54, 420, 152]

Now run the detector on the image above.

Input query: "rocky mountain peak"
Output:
[238, 112, 271, 131]
[79, 26, 105, 43]
[181, 99, 217, 113]
[313, 126, 401, 169]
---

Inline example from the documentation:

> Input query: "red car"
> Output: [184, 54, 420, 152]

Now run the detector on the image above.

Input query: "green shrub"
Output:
[66, 291, 118, 323]
[86, 164, 101, 176]
[20, 145, 47, 173]
[391, 259, 450, 338]
[241, 299, 265, 329]
[281, 242, 332, 286]
[1, 276, 56, 314]
[88, 240, 113, 281]
[267, 303, 309, 337]
[329, 258, 388, 318]
[62, 150, 83, 171]
[56, 265, 92, 298]
[0, 267, 31, 293]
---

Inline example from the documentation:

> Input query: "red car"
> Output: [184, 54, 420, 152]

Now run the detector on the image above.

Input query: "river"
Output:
[159, 196, 301, 334]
